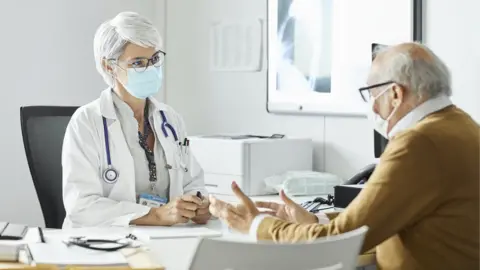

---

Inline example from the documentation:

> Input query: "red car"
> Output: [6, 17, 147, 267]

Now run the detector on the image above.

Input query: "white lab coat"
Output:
[62, 89, 206, 228]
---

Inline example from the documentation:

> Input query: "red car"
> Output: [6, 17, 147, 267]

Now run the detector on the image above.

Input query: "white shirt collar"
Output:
[388, 95, 453, 137]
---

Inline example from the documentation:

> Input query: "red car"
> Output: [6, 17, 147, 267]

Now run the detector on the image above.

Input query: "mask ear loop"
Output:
[386, 84, 404, 120]
[104, 58, 118, 89]
[108, 60, 126, 89]
[386, 92, 402, 122]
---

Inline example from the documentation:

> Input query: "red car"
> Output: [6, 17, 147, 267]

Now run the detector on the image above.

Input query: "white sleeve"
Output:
[174, 113, 207, 196]
[62, 110, 150, 228]
[315, 212, 330, 224]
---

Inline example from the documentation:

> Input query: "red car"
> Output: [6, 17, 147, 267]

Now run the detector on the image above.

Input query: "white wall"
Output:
[425, 0, 480, 120]
[165, 0, 480, 179]
[2, 0, 478, 227]
[0, 0, 164, 226]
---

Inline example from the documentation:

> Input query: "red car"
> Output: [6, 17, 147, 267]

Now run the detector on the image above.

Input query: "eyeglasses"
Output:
[358, 80, 395, 102]
[109, 50, 166, 73]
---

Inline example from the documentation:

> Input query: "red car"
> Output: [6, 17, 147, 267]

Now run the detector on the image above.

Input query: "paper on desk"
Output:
[132, 223, 222, 239]
[25, 242, 127, 266]
[0, 227, 41, 261]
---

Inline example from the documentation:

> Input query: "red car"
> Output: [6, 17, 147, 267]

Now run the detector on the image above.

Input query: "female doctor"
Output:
[62, 12, 210, 228]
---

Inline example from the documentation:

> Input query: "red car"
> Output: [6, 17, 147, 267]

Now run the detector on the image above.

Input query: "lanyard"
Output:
[138, 102, 157, 192]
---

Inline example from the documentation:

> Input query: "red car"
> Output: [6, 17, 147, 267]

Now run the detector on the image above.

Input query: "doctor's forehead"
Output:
[119, 43, 156, 61]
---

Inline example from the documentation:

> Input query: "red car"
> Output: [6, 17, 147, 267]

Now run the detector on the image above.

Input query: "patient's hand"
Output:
[209, 182, 259, 234]
[255, 190, 318, 224]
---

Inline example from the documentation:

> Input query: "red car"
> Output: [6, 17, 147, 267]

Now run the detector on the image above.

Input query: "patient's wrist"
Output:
[315, 212, 330, 224]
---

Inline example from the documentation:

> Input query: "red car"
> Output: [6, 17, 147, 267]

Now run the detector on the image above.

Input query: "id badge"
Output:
[138, 193, 168, 207]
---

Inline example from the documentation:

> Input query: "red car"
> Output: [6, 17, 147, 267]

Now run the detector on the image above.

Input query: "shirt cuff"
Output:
[315, 212, 330, 224]
[249, 214, 270, 241]
[112, 205, 151, 227]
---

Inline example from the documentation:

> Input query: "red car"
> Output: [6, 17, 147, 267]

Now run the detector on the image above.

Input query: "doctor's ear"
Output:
[102, 58, 115, 75]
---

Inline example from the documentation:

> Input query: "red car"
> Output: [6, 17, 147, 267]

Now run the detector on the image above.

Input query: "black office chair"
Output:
[20, 106, 78, 229]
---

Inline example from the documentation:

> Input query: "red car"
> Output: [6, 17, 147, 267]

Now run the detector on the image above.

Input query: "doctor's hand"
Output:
[209, 182, 259, 234]
[191, 197, 211, 225]
[156, 195, 203, 226]
[255, 190, 318, 224]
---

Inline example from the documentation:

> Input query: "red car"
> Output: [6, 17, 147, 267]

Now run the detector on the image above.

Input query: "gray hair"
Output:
[93, 12, 162, 87]
[374, 42, 452, 100]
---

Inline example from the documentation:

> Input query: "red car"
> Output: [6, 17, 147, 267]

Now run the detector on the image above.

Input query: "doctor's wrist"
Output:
[138, 207, 171, 226]
[131, 207, 156, 225]
[151, 205, 177, 226]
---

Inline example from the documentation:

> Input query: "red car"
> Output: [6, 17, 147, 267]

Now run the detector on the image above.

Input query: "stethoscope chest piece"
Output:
[103, 166, 119, 184]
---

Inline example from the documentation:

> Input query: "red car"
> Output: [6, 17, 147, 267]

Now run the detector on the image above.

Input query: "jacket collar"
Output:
[99, 88, 168, 120]
[389, 94, 453, 137]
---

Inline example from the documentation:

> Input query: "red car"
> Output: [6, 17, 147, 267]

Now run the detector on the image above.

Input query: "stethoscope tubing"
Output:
[65, 238, 130, 252]
[101, 110, 185, 183]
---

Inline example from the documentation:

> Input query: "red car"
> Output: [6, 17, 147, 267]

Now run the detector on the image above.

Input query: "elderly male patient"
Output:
[209, 42, 479, 270]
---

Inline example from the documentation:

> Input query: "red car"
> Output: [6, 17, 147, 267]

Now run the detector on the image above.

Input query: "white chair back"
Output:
[188, 226, 368, 270]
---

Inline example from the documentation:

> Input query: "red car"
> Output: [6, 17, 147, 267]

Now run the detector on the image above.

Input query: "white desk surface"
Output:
[148, 193, 353, 269]
[214, 193, 339, 213]
[214, 193, 317, 203]
[1, 194, 372, 270]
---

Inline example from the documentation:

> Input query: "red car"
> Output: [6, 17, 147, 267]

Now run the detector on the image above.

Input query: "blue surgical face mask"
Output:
[120, 66, 163, 99]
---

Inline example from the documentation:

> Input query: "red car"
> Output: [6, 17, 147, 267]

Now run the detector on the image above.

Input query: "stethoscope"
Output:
[63, 234, 139, 252]
[102, 110, 188, 184]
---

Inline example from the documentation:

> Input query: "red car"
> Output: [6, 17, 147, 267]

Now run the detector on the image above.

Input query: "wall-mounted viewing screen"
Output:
[267, 0, 422, 116]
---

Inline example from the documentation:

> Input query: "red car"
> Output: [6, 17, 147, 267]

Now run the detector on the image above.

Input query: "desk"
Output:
[145, 194, 374, 269]
[1, 194, 375, 270]
[147, 219, 375, 270]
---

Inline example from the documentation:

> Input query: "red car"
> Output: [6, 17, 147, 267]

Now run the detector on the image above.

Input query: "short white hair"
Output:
[93, 12, 162, 87]
[374, 42, 452, 100]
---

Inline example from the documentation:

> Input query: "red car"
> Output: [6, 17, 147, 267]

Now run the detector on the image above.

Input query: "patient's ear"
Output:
[391, 83, 405, 106]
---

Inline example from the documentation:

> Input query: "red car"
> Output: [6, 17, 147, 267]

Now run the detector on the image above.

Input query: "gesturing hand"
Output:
[209, 181, 259, 234]
[255, 190, 318, 224]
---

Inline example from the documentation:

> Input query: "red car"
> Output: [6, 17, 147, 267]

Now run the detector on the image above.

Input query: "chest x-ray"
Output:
[275, 0, 333, 93]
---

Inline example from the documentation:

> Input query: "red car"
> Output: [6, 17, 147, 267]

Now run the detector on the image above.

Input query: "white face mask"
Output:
[366, 87, 399, 138]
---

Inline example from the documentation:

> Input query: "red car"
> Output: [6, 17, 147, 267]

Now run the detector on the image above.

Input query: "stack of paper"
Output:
[132, 223, 222, 239]
[0, 242, 22, 261]
[19, 228, 148, 268]
[22, 242, 128, 267]
[0, 227, 39, 261]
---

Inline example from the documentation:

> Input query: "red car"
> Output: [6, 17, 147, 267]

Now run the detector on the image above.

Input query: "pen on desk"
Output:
[38, 227, 45, 243]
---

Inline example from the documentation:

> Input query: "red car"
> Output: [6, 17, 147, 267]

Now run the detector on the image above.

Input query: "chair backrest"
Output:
[188, 226, 368, 270]
[20, 106, 78, 228]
